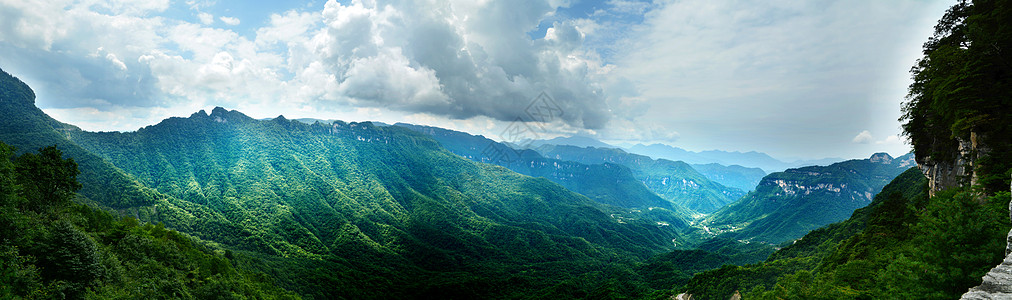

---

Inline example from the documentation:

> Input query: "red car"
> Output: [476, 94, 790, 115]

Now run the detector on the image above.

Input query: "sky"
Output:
[0, 0, 954, 160]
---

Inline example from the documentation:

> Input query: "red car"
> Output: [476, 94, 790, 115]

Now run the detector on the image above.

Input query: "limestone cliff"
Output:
[917, 132, 990, 197]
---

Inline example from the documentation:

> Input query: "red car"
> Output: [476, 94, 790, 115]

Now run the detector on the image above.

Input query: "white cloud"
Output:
[197, 12, 214, 25]
[219, 16, 240, 26]
[853, 130, 873, 144]
[0, 0, 936, 160]
[610, 0, 949, 158]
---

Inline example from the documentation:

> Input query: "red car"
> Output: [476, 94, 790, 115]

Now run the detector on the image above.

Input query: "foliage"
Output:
[900, 0, 1012, 193]
[533, 144, 744, 213]
[0, 142, 297, 299]
[702, 154, 914, 244]
[686, 167, 1012, 300]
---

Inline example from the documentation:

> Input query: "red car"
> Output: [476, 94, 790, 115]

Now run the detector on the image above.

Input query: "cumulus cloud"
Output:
[306, 0, 612, 129]
[0, 0, 619, 132]
[852, 130, 873, 144]
[197, 12, 214, 25]
[219, 16, 240, 26]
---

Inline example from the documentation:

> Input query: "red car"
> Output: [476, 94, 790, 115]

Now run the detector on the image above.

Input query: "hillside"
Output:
[702, 153, 914, 244]
[395, 123, 694, 222]
[534, 144, 744, 213]
[684, 168, 1009, 300]
[0, 142, 297, 299]
[688, 163, 766, 192]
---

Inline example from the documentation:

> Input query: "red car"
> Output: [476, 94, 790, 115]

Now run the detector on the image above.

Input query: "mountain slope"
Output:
[534, 144, 745, 213]
[685, 168, 1009, 300]
[689, 163, 766, 191]
[702, 153, 915, 244]
[395, 123, 693, 223]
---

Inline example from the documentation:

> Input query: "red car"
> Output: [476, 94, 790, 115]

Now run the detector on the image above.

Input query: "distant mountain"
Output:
[627, 143, 843, 173]
[395, 123, 694, 224]
[529, 136, 617, 149]
[533, 145, 745, 213]
[701, 152, 916, 244]
[689, 163, 766, 191]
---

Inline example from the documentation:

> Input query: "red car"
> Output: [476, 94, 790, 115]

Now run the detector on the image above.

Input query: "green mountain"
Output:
[395, 123, 694, 223]
[701, 153, 914, 244]
[689, 163, 766, 191]
[684, 168, 1009, 300]
[0, 68, 705, 298]
[534, 144, 745, 213]
[0, 147, 297, 299]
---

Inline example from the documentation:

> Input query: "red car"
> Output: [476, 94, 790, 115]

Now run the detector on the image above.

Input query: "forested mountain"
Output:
[0, 68, 715, 298]
[533, 144, 744, 213]
[701, 153, 915, 244]
[685, 167, 1009, 299]
[688, 163, 766, 192]
[395, 123, 694, 223]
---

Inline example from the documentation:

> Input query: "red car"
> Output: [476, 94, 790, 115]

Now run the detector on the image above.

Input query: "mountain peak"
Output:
[0, 68, 37, 107]
[869, 152, 894, 164]
[210, 106, 229, 116]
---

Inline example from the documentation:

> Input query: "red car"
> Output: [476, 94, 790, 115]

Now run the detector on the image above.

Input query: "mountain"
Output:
[0, 68, 701, 298]
[701, 152, 916, 244]
[528, 136, 616, 149]
[533, 144, 745, 213]
[688, 163, 766, 191]
[685, 167, 1010, 300]
[395, 123, 694, 225]
[627, 143, 843, 173]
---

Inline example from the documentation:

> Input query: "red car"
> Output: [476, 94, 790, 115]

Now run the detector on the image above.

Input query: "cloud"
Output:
[852, 130, 873, 144]
[197, 12, 214, 25]
[609, 0, 948, 158]
[219, 16, 240, 26]
[0, 0, 621, 131]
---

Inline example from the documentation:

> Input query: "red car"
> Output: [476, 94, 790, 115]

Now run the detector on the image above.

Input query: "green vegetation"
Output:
[685, 168, 1010, 299]
[901, 0, 1012, 193]
[0, 142, 296, 299]
[702, 153, 914, 244]
[395, 123, 695, 218]
[534, 144, 743, 213]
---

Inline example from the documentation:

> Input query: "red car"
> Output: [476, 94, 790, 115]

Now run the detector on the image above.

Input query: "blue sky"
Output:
[0, 0, 953, 160]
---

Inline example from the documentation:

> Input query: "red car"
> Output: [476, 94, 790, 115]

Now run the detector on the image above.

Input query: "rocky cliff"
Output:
[917, 132, 991, 197]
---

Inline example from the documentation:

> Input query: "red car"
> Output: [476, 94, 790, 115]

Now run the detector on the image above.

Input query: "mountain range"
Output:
[701, 152, 916, 244]
[627, 143, 843, 173]
[0, 69, 689, 298]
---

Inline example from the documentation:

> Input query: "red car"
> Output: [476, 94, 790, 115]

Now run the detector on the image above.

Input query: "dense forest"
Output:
[0, 143, 296, 299]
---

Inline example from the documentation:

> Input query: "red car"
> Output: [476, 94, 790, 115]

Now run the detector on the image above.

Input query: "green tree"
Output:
[14, 145, 82, 211]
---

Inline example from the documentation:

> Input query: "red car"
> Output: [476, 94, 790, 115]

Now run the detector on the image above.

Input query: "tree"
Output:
[900, 0, 1012, 193]
[14, 145, 82, 211]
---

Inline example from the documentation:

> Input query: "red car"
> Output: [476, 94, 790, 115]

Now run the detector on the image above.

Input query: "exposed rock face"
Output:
[961, 175, 1012, 299]
[869, 152, 894, 164]
[917, 132, 990, 197]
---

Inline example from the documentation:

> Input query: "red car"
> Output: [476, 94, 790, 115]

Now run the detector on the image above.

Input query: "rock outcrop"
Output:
[917, 132, 990, 197]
